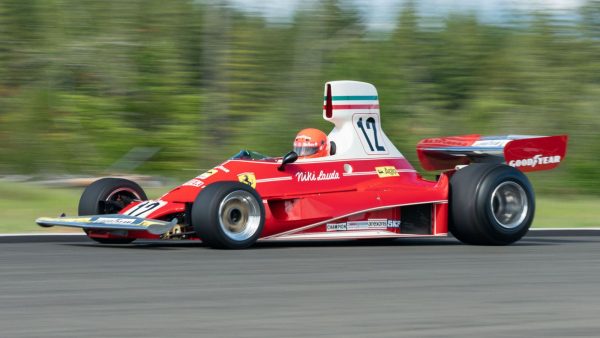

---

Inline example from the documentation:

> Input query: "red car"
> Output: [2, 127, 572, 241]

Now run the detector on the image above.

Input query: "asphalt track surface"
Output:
[1, 231, 600, 338]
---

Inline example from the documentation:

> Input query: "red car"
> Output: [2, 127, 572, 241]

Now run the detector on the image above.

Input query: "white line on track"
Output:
[530, 228, 600, 231]
[0, 233, 85, 237]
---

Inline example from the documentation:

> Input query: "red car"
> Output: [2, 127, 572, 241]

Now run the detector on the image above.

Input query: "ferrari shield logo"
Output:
[238, 172, 256, 189]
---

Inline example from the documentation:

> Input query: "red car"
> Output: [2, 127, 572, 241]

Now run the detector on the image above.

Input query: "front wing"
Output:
[36, 214, 177, 235]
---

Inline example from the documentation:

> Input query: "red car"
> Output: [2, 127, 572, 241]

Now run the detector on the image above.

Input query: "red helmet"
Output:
[293, 128, 329, 158]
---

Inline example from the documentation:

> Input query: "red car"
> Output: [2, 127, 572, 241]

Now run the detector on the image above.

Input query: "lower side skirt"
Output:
[263, 201, 448, 240]
[263, 231, 447, 241]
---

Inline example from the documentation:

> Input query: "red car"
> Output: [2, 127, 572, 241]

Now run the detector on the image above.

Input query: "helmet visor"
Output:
[294, 145, 319, 156]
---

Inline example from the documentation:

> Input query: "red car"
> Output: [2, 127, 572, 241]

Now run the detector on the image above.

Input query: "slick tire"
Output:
[192, 182, 265, 249]
[78, 178, 147, 245]
[449, 163, 535, 245]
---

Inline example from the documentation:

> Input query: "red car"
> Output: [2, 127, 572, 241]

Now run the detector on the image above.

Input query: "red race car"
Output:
[37, 81, 568, 249]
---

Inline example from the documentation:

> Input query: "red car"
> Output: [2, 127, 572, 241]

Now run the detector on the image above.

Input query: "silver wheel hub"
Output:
[218, 191, 261, 241]
[490, 181, 528, 229]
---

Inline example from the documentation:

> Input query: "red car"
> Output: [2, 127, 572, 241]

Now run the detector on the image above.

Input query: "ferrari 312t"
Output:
[37, 81, 568, 249]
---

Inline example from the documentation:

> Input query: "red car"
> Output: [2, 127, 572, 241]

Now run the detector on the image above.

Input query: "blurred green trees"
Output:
[0, 0, 599, 194]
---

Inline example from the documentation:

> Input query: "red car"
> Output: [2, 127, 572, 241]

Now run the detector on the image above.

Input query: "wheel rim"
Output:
[104, 188, 141, 214]
[490, 181, 528, 229]
[218, 190, 261, 242]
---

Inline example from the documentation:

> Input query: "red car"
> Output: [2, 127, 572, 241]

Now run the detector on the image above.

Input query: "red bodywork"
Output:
[87, 156, 450, 241]
[85, 133, 568, 242]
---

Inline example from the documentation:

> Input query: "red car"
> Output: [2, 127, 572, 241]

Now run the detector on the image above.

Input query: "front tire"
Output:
[192, 182, 265, 249]
[79, 178, 147, 244]
[449, 164, 535, 245]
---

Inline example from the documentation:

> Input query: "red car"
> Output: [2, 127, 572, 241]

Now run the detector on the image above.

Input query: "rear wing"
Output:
[416, 134, 568, 172]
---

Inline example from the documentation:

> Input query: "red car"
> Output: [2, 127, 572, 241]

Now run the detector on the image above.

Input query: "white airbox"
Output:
[322, 81, 402, 159]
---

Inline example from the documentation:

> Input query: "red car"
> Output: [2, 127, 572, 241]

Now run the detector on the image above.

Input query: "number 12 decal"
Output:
[356, 116, 386, 153]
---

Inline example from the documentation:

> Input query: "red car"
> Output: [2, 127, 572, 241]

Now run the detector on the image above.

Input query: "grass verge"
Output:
[0, 181, 597, 233]
[0, 181, 168, 233]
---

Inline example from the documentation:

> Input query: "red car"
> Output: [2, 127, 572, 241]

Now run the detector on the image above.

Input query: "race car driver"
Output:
[293, 128, 330, 158]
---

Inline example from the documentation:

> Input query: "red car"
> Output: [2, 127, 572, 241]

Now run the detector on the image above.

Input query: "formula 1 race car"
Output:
[36, 81, 568, 248]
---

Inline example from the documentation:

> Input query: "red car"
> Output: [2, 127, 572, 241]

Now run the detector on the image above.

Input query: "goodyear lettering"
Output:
[508, 154, 561, 168]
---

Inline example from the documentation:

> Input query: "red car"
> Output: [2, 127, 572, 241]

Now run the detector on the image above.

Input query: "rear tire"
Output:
[192, 182, 265, 249]
[79, 178, 147, 244]
[449, 164, 535, 245]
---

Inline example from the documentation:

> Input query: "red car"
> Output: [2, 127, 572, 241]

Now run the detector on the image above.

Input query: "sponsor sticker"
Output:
[295, 170, 340, 182]
[238, 172, 257, 189]
[508, 154, 561, 168]
[93, 217, 139, 225]
[368, 219, 388, 229]
[375, 166, 399, 178]
[472, 140, 511, 147]
[387, 220, 401, 228]
[346, 221, 369, 230]
[182, 178, 205, 188]
[327, 219, 401, 231]
[326, 223, 347, 232]
[197, 169, 218, 180]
